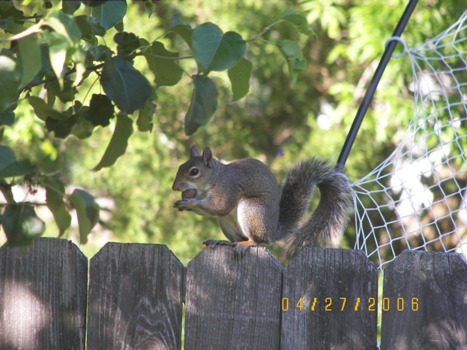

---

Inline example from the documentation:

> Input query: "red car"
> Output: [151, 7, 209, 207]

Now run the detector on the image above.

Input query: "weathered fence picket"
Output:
[185, 245, 282, 350]
[0, 238, 87, 350]
[281, 248, 378, 349]
[87, 243, 184, 350]
[0, 237, 466, 350]
[380, 250, 467, 349]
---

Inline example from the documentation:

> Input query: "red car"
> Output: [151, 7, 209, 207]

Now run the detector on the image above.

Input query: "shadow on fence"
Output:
[0, 238, 465, 349]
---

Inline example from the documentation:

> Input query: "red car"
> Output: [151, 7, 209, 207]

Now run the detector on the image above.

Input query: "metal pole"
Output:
[336, 0, 419, 170]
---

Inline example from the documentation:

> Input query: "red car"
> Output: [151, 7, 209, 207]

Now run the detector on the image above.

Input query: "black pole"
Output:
[336, 0, 419, 169]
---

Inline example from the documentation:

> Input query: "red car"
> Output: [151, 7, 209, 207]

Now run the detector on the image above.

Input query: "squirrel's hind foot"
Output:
[203, 239, 235, 247]
[203, 239, 263, 257]
[233, 239, 263, 257]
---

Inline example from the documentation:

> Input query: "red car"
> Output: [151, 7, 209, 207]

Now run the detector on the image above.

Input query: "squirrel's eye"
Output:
[189, 168, 199, 176]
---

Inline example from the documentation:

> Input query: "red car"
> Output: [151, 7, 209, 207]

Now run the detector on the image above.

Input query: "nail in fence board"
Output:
[0, 238, 88, 350]
[381, 250, 467, 349]
[281, 247, 378, 349]
[86, 243, 185, 350]
[185, 246, 283, 350]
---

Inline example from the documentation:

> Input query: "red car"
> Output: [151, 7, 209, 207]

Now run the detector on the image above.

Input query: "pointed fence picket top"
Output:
[381, 250, 467, 349]
[0, 237, 465, 349]
[281, 247, 378, 349]
[184, 245, 283, 350]
[0, 238, 87, 350]
[86, 242, 185, 350]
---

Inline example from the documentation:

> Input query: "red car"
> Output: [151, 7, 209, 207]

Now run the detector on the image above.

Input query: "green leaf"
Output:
[277, 39, 307, 83]
[282, 10, 314, 35]
[93, 113, 133, 171]
[169, 14, 193, 48]
[74, 15, 105, 43]
[144, 0, 156, 18]
[92, 0, 127, 30]
[115, 22, 124, 33]
[277, 39, 303, 60]
[0, 145, 16, 170]
[193, 23, 246, 73]
[0, 110, 14, 126]
[100, 56, 152, 113]
[44, 12, 84, 86]
[70, 188, 99, 244]
[71, 108, 94, 139]
[18, 34, 41, 87]
[45, 79, 77, 103]
[0, 55, 20, 114]
[185, 75, 218, 135]
[143, 41, 183, 86]
[47, 32, 69, 88]
[41, 101, 82, 138]
[0, 160, 34, 179]
[86, 93, 114, 127]
[88, 44, 112, 62]
[0, 142, 33, 180]
[35, 45, 52, 81]
[2, 204, 45, 246]
[45, 11, 81, 43]
[0, 2, 24, 23]
[62, 1, 81, 15]
[45, 115, 77, 138]
[115, 31, 140, 57]
[72, 49, 87, 86]
[28, 95, 64, 121]
[228, 57, 252, 101]
[137, 100, 155, 132]
[43, 177, 71, 236]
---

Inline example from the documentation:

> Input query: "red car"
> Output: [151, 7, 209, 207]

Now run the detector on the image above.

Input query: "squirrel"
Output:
[172, 145, 353, 258]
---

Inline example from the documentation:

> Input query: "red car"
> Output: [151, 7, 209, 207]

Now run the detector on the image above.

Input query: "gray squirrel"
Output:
[172, 145, 353, 257]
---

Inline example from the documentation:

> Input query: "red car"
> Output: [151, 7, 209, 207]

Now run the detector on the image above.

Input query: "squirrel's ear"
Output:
[190, 145, 199, 158]
[202, 146, 213, 166]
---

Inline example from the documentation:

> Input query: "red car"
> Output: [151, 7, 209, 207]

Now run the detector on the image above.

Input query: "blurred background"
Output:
[2, 0, 465, 264]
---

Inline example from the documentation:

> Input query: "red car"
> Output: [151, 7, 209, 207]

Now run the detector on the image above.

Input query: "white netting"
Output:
[353, 11, 467, 270]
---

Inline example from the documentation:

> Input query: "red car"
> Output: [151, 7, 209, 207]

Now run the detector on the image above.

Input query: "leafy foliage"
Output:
[0, 0, 311, 246]
[100, 55, 151, 114]
[0, 0, 464, 266]
[2, 203, 45, 246]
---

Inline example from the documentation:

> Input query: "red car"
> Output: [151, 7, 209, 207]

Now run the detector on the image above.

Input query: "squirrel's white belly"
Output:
[218, 200, 249, 242]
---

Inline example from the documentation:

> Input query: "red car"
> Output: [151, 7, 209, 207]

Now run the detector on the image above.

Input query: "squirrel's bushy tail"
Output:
[278, 159, 353, 258]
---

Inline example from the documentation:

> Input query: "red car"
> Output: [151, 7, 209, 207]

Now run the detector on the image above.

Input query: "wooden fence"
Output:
[0, 238, 465, 350]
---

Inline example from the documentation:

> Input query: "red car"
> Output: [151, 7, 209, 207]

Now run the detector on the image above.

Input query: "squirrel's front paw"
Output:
[173, 199, 194, 211]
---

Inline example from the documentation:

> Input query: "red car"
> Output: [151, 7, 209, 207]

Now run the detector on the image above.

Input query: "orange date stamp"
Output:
[281, 297, 419, 312]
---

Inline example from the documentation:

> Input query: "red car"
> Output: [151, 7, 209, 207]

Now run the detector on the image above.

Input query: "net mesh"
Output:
[352, 11, 467, 270]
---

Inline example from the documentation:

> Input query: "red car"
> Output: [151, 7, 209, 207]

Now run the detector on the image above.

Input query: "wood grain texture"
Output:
[185, 245, 283, 350]
[281, 247, 378, 350]
[2, 237, 464, 349]
[86, 242, 184, 350]
[381, 250, 467, 350]
[0, 238, 88, 350]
